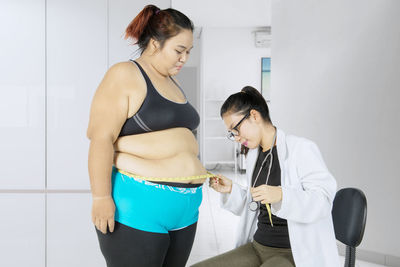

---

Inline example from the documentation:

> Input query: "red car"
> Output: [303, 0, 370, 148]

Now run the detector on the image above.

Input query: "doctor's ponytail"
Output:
[220, 86, 272, 124]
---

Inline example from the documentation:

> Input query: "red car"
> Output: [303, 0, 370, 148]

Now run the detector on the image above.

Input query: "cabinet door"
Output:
[47, 193, 104, 267]
[0, 194, 45, 267]
[46, 0, 108, 190]
[0, 0, 45, 189]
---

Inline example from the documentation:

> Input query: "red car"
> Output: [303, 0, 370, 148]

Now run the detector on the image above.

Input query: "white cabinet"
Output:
[0, 194, 45, 267]
[47, 193, 104, 267]
[46, 0, 108, 190]
[0, 0, 45, 189]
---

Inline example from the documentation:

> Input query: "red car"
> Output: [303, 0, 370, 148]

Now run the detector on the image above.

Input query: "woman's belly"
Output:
[114, 152, 207, 184]
[113, 128, 207, 184]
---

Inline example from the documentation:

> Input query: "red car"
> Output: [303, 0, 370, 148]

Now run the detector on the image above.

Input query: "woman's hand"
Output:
[250, 185, 282, 204]
[209, 174, 232, 193]
[91, 196, 116, 234]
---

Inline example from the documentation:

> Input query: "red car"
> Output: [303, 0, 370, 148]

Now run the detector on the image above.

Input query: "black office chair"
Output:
[332, 188, 367, 267]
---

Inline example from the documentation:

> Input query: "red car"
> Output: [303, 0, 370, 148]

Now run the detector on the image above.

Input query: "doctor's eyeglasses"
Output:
[227, 113, 250, 141]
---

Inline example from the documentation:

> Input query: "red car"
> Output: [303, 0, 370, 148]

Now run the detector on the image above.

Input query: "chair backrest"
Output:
[332, 188, 367, 247]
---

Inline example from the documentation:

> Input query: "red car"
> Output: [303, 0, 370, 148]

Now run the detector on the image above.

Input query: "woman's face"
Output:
[222, 110, 262, 149]
[153, 29, 193, 76]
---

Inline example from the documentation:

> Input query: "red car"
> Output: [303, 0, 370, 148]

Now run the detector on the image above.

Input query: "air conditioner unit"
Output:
[255, 31, 271, 48]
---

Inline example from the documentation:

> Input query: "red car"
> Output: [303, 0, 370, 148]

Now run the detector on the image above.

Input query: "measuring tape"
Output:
[117, 169, 216, 182]
[265, 204, 273, 226]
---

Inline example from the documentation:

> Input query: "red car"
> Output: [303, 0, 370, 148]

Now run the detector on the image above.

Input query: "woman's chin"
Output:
[169, 69, 180, 76]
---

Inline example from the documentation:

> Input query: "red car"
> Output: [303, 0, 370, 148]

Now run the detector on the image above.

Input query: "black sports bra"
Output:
[119, 60, 200, 136]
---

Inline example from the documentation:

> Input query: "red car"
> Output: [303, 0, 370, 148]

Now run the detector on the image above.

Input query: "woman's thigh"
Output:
[252, 241, 295, 267]
[163, 222, 198, 267]
[96, 222, 169, 267]
[97, 221, 198, 267]
[260, 255, 295, 267]
[190, 243, 261, 267]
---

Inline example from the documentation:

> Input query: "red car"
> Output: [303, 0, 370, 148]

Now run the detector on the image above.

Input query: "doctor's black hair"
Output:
[220, 86, 272, 124]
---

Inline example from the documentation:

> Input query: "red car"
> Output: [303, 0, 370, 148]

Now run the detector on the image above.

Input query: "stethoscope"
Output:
[248, 128, 277, 212]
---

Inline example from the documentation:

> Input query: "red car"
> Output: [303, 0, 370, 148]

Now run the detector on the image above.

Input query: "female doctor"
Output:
[192, 86, 340, 267]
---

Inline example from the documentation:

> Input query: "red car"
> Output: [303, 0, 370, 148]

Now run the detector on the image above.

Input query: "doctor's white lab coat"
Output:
[220, 128, 340, 267]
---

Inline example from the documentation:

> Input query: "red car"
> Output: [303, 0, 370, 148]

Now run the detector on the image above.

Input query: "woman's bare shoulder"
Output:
[106, 61, 142, 85]
[95, 61, 146, 102]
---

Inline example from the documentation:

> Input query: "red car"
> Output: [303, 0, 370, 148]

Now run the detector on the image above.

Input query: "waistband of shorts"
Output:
[114, 168, 204, 194]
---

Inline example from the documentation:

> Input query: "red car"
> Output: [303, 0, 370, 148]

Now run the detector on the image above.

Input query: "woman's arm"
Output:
[216, 149, 259, 215]
[220, 182, 249, 216]
[271, 140, 337, 223]
[87, 63, 135, 196]
[209, 175, 249, 216]
[87, 62, 144, 233]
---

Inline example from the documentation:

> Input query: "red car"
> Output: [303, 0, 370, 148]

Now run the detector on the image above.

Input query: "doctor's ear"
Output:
[249, 109, 262, 122]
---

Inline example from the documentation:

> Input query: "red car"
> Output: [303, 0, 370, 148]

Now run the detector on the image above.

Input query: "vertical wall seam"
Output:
[107, 0, 109, 68]
[44, 0, 48, 265]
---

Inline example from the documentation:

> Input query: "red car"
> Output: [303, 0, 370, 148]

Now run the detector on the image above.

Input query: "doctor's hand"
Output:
[251, 185, 282, 204]
[209, 174, 232, 193]
[92, 196, 115, 234]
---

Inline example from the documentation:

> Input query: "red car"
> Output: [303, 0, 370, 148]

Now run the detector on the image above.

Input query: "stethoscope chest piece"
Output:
[249, 201, 259, 211]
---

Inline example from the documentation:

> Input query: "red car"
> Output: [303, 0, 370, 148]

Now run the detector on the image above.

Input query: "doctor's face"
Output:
[222, 111, 262, 149]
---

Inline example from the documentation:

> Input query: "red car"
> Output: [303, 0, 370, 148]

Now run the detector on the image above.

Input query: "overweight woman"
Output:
[87, 5, 210, 267]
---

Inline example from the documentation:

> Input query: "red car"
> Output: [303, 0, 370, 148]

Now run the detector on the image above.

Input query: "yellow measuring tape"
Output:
[117, 169, 273, 226]
[265, 204, 273, 227]
[117, 169, 216, 182]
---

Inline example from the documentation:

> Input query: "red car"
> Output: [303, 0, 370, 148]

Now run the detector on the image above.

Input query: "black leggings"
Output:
[96, 221, 197, 267]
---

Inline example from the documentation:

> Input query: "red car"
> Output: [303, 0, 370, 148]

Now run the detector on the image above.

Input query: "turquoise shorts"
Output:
[112, 167, 203, 233]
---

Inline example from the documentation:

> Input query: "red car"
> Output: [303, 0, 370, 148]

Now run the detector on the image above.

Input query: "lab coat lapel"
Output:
[275, 128, 288, 187]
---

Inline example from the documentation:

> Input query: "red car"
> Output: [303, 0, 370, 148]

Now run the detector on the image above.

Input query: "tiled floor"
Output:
[186, 170, 385, 267]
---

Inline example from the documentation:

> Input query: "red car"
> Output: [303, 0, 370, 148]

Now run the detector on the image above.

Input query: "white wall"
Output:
[201, 27, 270, 166]
[0, 0, 45, 190]
[271, 0, 400, 263]
[172, 0, 271, 27]
[0, 1, 168, 266]
[46, 0, 108, 190]
[202, 27, 270, 100]
[0, 1, 46, 266]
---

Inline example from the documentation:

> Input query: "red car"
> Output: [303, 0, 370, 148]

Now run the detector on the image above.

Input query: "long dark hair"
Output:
[220, 86, 272, 155]
[125, 5, 194, 54]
